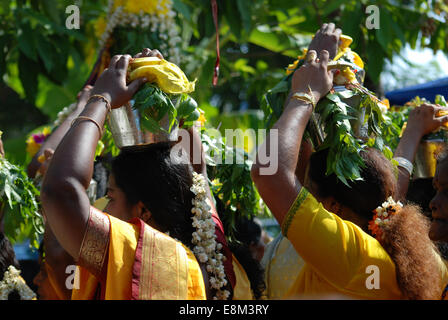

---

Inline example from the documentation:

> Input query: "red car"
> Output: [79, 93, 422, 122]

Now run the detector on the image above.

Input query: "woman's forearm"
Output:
[252, 100, 312, 224]
[272, 101, 313, 177]
[393, 128, 423, 201]
[27, 106, 85, 179]
[45, 100, 107, 188]
[41, 98, 109, 258]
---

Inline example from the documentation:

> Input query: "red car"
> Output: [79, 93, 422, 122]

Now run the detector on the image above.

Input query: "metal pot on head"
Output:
[413, 138, 446, 179]
[108, 98, 180, 149]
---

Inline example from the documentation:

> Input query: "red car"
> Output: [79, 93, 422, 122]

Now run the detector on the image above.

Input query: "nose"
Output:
[33, 270, 43, 287]
[429, 193, 440, 217]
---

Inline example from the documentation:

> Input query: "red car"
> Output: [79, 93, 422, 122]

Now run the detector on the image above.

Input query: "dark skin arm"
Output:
[295, 139, 313, 185]
[27, 86, 93, 179]
[251, 48, 335, 226]
[41, 54, 147, 259]
[394, 103, 448, 200]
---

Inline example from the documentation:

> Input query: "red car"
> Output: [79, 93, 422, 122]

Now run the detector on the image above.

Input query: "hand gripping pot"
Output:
[108, 57, 196, 148]
[309, 60, 369, 148]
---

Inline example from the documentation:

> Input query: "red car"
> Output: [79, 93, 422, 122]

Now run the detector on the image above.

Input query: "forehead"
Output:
[108, 174, 117, 187]
[434, 160, 448, 185]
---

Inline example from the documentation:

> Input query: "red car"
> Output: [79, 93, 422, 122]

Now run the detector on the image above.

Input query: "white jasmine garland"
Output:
[0, 266, 36, 300]
[98, 0, 182, 65]
[53, 103, 77, 127]
[190, 172, 230, 300]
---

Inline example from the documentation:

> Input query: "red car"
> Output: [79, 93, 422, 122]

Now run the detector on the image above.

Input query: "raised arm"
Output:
[394, 103, 448, 200]
[27, 86, 93, 179]
[41, 55, 147, 259]
[251, 48, 334, 226]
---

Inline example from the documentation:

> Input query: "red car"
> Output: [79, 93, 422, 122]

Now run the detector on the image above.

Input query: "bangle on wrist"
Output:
[291, 85, 317, 109]
[71, 116, 103, 137]
[87, 95, 112, 114]
[393, 157, 413, 176]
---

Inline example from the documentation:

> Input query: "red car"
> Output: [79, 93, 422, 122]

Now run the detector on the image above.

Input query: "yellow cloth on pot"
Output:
[129, 57, 196, 94]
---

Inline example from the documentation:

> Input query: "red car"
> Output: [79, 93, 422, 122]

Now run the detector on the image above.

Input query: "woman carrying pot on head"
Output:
[251, 24, 448, 300]
[40, 51, 229, 300]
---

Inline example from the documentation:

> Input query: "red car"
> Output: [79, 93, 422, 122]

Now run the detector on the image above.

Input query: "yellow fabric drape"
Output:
[129, 57, 196, 94]
[232, 254, 253, 300]
[261, 234, 304, 299]
[72, 213, 206, 300]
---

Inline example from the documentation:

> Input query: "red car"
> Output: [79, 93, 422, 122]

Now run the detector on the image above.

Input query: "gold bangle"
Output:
[292, 92, 316, 109]
[87, 95, 112, 113]
[71, 116, 103, 137]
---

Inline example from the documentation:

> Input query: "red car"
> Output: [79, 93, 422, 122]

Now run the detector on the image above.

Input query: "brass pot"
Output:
[413, 140, 446, 179]
[86, 179, 97, 205]
[108, 99, 179, 149]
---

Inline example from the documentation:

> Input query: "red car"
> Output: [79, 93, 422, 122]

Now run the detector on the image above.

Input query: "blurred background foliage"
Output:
[1, 0, 448, 164]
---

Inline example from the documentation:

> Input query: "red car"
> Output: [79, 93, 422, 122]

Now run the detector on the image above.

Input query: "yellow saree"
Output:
[72, 207, 206, 300]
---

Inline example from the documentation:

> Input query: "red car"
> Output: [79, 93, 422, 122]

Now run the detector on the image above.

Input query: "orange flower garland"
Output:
[368, 196, 403, 242]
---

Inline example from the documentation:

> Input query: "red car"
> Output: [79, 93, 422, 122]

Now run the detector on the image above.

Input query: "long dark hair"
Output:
[111, 142, 196, 248]
[308, 147, 442, 299]
[308, 147, 396, 222]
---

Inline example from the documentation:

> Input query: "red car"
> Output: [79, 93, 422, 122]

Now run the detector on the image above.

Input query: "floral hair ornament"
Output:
[368, 196, 403, 242]
[0, 266, 36, 300]
[190, 172, 230, 300]
[26, 127, 51, 158]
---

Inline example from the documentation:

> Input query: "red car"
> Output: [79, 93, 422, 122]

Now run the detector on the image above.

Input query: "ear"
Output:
[137, 201, 152, 222]
[327, 197, 341, 214]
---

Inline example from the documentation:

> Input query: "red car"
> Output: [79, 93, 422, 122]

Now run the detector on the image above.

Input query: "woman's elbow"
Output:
[251, 162, 264, 186]
[41, 176, 79, 208]
[251, 161, 285, 186]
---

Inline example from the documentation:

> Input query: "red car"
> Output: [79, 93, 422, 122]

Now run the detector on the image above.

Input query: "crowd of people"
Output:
[1, 23, 448, 301]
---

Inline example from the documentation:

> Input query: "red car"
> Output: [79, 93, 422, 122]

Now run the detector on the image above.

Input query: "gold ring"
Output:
[306, 51, 317, 63]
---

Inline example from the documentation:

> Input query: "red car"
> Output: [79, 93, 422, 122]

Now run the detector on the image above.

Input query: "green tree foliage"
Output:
[1, 0, 447, 159]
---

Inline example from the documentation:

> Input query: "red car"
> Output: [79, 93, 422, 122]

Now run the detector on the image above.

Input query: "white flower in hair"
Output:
[372, 197, 403, 226]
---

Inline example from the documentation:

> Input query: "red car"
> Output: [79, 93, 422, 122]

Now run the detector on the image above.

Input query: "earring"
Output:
[332, 202, 342, 216]
[141, 210, 151, 222]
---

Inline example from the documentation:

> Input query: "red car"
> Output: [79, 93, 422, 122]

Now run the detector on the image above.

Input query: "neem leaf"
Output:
[140, 116, 164, 133]
[177, 95, 198, 119]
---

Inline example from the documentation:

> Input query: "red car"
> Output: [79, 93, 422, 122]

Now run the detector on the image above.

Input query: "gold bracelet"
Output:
[292, 92, 316, 109]
[71, 116, 103, 137]
[87, 95, 112, 113]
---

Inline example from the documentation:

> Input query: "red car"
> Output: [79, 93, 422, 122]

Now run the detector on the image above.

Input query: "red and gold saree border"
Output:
[77, 206, 110, 279]
[131, 218, 189, 300]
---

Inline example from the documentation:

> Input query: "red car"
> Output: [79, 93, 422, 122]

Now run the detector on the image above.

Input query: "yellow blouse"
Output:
[282, 187, 448, 299]
[232, 254, 253, 300]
